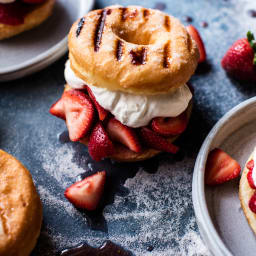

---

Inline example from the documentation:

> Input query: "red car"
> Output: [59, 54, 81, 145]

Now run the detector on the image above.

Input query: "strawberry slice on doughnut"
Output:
[139, 128, 179, 154]
[106, 117, 142, 153]
[249, 192, 256, 214]
[49, 89, 95, 142]
[151, 112, 188, 136]
[246, 160, 256, 189]
[63, 90, 95, 142]
[49, 98, 65, 120]
[87, 86, 108, 121]
[88, 122, 115, 161]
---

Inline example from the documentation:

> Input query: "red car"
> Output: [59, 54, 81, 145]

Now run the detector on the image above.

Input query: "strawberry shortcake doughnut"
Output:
[50, 5, 199, 162]
[0, 150, 42, 256]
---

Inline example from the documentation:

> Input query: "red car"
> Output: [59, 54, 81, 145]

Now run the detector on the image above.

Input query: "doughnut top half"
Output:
[68, 5, 199, 95]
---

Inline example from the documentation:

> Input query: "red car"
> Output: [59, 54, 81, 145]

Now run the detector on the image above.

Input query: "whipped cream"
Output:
[252, 149, 256, 187]
[64, 60, 192, 128]
[0, 0, 16, 3]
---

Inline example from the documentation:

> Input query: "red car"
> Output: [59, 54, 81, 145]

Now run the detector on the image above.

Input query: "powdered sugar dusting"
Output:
[37, 141, 210, 255]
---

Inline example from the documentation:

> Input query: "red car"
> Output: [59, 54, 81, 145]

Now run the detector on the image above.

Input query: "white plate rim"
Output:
[0, 0, 95, 75]
[192, 97, 256, 256]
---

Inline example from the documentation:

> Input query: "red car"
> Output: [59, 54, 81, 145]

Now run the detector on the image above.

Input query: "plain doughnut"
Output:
[0, 150, 42, 256]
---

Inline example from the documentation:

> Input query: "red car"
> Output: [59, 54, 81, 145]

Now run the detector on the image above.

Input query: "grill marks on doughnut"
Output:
[163, 41, 171, 68]
[76, 17, 85, 37]
[120, 7, 128, 21]
[164, 15, 171, 32]
[94, 9, 108, 52]
[116, 40, 124, 61]
[120, 7, 138, 21]
[130, 48, 147, 65]
[143, 9, 150, 19]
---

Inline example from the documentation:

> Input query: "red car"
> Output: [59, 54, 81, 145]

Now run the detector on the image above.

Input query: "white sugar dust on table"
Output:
[37, 141, 210, 256]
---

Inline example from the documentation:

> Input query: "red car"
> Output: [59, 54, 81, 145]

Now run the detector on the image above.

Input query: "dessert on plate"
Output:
[50, 5, 199, 162]
[0, 149, 42, 256]
[0, 0, 55, 40]
[239, 147, 256, 235]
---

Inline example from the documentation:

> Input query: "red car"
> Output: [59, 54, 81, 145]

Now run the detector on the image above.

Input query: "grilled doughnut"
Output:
[0, 0, 55, 40]
[68, 5, 199, 95]
[0, 150, 42, 256]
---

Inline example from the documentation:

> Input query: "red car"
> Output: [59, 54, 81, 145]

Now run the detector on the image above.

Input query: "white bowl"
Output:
[193, 97, 256, 256]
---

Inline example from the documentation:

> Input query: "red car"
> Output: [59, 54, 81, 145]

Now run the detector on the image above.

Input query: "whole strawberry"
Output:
[221, 31, 256, 81]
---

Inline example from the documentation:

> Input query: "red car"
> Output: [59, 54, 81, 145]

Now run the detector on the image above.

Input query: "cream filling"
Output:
[64, 60, 192, 128]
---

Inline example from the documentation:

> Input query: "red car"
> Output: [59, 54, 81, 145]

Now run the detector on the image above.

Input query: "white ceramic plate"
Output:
[0, 0, 94, 82]
[193, 97, 256, 256]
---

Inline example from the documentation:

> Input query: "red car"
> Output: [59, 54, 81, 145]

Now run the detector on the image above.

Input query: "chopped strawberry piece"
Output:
[247, 159, 254, 171]
[62, 90, 95, 142]
[247, 169, 256, 189]
[246, 160, 256, 189]
[249, 192, 256, 214]
[139, 127, 179, 154]
[187, 25, 206, 63]
[106, 117, 142, 153]
[87, 86, 108, 121]
[205, 148, 241, 186]
[88, 122, 115, 161]
[49, 98, 65, 120]
[64, 171, 106, 211]
[49, 89, 95, 141]
[151, 112, 188, 136]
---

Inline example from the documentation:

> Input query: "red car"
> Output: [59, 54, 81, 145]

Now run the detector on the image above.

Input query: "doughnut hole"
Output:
[112, 26, 157, 45]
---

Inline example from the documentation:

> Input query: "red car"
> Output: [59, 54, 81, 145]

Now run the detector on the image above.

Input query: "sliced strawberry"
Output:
[187, 25, 206, 63]
[246, 160, 256, 189]
[151, 112, 188, 136]
[247, 159, 254, 171]
[64, 171, 106, 211]
[205, 148, 241, 186]
[49, 98, 65, 120]
[62, 89, 95, 142]
[106, 117, 142, 153]
[139, 127, 179, 154]
[88, 122, 115, 161]
[87, 86, 108, 121]
[249, 192, 256, 214]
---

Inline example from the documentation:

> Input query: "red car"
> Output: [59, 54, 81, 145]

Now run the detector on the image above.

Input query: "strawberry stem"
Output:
[247, 31, 256, 65]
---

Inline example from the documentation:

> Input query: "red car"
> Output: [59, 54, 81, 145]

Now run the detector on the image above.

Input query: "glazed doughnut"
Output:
[0, 150, 42, 256]
[0, 0, 55, 40]
[68, 5, 199, 95]
[239, 152, 256, 235]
